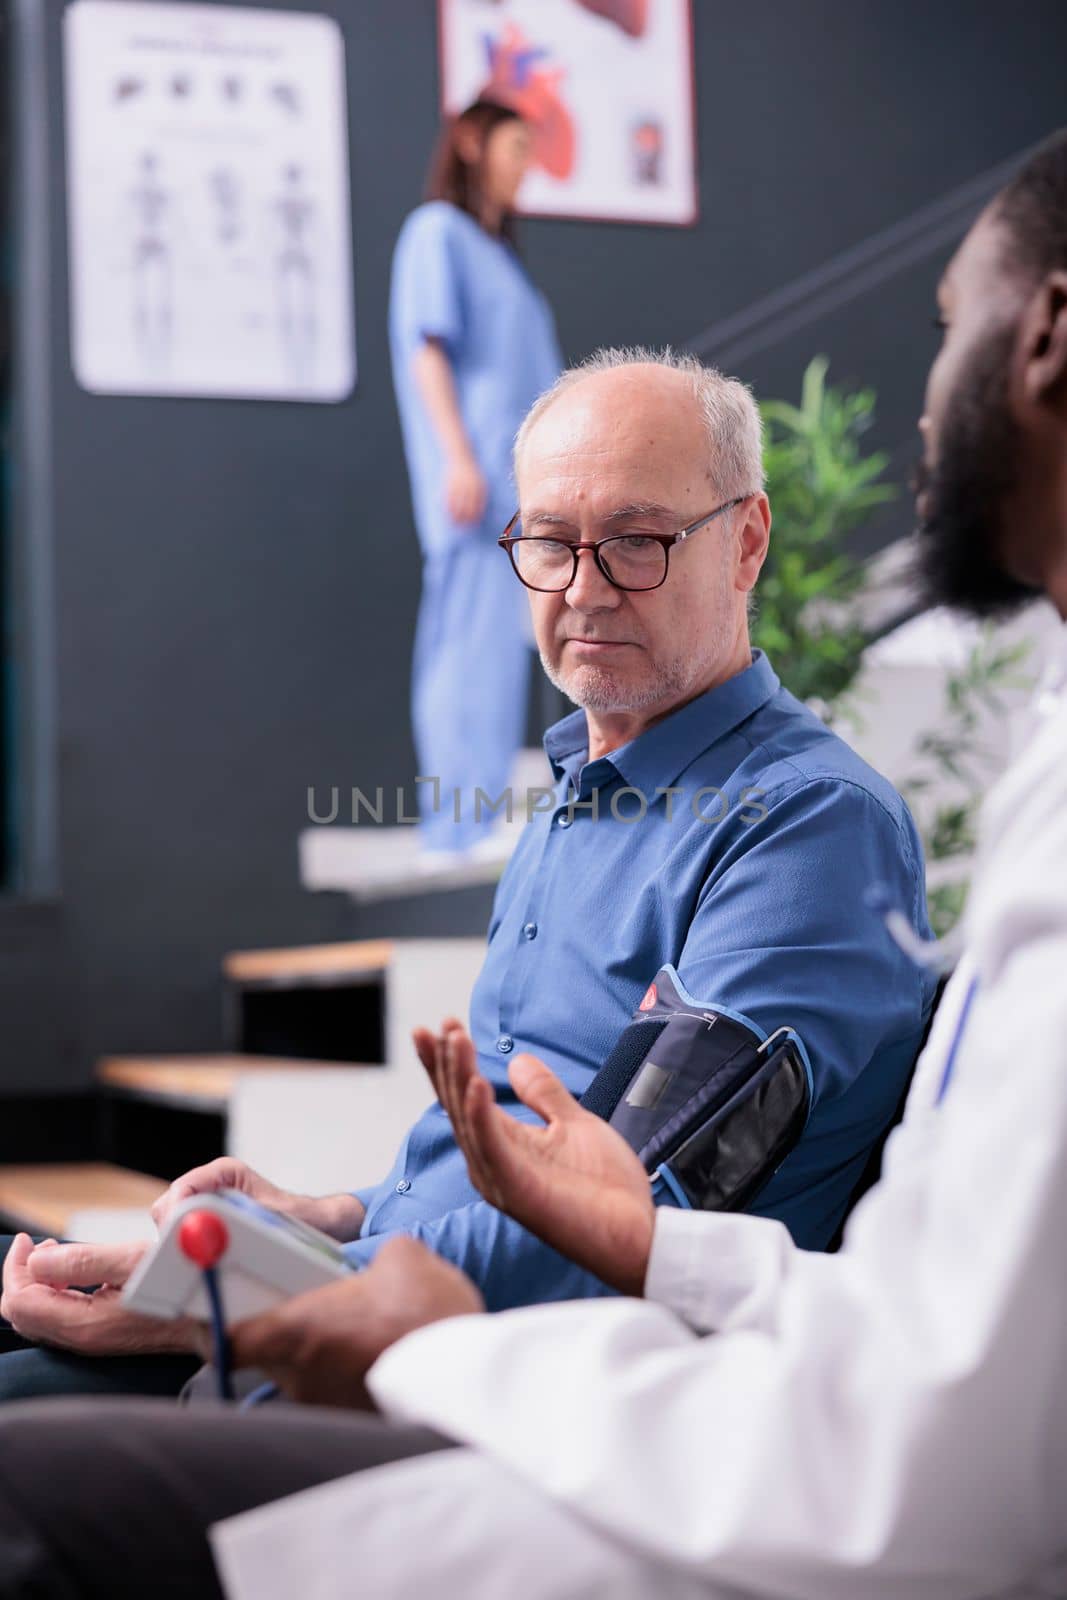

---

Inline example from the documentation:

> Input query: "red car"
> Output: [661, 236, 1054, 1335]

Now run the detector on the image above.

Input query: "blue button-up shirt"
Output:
[347, 653, 935, 1308]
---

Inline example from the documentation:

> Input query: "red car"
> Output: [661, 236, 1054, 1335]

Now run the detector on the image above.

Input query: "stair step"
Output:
[299, 826, 514, 902]
[0, 1162, 165, 1237]
[223, 939, 394, 989]
[222, 942, 392, 1061]
[96, 1054, 368, 1113]
[299, 749, 550, 904]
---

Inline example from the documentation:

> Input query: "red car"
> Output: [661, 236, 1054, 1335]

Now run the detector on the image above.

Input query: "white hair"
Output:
[514, 345, 765, 499]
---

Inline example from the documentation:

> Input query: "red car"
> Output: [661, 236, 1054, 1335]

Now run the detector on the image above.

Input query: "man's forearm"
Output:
[343, 1200, 619, 1312]
[290, 1193, 366, 1243]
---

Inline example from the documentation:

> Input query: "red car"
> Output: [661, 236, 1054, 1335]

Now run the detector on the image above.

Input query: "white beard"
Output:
[540, 570, 736, 715]
[539, 648, 700, 714]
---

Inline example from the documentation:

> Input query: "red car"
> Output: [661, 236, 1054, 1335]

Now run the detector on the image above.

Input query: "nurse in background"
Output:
[390, 99, 562, 862]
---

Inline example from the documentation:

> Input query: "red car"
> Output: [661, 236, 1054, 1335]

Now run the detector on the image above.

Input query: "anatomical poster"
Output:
[438, 0, 697, 225]
[64, 1, 356, 401]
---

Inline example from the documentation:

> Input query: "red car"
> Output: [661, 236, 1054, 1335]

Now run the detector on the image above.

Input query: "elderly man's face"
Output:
[515, 366, 767, 720]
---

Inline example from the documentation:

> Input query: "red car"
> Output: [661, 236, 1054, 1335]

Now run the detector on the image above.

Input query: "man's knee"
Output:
[0, 1346, 199, 1404]
[0, 1349, 73, 1403]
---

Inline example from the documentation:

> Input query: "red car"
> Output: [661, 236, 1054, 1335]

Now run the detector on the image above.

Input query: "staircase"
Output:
[0, 936, 486, 1241]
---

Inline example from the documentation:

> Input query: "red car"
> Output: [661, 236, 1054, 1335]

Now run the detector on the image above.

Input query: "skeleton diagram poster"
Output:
[64, 1, 356, 401]
[438, 0, 696, 225]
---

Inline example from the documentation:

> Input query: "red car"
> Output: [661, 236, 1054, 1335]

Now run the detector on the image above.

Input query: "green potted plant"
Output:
[754, 356, 895, 712]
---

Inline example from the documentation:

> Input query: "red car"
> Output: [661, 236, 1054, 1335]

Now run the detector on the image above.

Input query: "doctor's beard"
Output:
[913, 323, 1043, 619]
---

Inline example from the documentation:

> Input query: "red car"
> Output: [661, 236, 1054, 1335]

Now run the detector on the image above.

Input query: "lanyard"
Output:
[935, 975, 979, 1106]
[870, 887, 976, 1107]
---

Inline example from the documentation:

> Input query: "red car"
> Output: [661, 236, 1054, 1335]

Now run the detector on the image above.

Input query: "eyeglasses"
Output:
[498, 497, 750, 593]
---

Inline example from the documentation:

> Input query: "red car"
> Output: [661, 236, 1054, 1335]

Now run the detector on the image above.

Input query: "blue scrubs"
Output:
[389, 201, 562, 851]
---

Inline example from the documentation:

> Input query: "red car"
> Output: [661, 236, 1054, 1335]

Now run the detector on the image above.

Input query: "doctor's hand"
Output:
[445, 449, 488, 525]
[0, 1233, 205, 1358]
[414, 1021, 655, 1296]
[230, 1236, 484, 1411]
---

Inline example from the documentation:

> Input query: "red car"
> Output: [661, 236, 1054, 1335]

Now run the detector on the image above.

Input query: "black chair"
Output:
[828, 974, 949, 1252]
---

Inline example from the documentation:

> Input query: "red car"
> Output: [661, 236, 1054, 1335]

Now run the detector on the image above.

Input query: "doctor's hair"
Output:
[993, 127, 1067, 282]
[425, 98, 524, 243]
[514, 347, 765, 502]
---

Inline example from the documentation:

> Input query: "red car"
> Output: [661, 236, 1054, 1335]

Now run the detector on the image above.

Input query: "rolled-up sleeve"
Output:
[391, 205, 464, 356]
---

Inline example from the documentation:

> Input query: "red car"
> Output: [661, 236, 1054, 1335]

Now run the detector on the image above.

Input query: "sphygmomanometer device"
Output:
[123, 1189, 351, 1324]
[582, 965, 813, 1211]
[123, 1189, 353, 1403]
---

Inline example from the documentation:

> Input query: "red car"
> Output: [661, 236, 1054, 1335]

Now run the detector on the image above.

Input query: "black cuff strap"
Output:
[582, 966, 812, 1212]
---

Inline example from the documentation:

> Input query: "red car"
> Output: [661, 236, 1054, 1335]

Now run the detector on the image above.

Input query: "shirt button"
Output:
[522, 921, 538, 940]
[497, 1035, 514, 1054]
[395, 1179, 411, 1194]
[556, 813, 572, 829]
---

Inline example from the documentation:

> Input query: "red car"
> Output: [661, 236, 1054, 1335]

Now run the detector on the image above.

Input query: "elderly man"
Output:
[0, 358, 929, 1422]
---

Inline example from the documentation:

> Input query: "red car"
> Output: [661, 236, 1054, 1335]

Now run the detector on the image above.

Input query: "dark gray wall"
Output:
[3, 0, 1066, 1092]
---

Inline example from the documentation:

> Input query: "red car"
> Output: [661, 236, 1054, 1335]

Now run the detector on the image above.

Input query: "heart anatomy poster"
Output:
[64, 1, 356, 401]
[438, 0, 697, 225]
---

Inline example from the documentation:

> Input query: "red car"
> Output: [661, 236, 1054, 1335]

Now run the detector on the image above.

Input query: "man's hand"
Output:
[444, 449, 488, 525]
[230, 1236, 484, 1410]
[152, 1158, 365, 1243]
[0, 1233, 204, 1357]
[413, 1021, 656, 1296]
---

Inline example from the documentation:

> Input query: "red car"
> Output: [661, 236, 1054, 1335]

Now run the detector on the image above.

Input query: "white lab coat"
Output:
[212, 626, 1067, 1600]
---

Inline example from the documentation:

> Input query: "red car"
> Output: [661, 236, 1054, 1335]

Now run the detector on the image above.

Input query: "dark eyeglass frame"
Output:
[498, 495, 751, 593]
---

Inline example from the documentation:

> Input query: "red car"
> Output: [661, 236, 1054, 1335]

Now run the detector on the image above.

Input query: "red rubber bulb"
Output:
[177, 1210, 230, 1269]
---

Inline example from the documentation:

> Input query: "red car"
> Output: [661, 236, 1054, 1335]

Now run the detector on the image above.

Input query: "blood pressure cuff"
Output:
[581, 966, 813, 1212]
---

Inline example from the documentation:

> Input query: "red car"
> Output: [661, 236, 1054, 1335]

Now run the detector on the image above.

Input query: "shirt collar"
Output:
[543, 651, 781, 795]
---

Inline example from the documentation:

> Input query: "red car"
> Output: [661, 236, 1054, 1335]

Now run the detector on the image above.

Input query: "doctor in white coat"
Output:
[210, 130, 1067, 1600]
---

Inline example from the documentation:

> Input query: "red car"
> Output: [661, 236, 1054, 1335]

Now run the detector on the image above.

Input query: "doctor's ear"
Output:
[1020, 272, 1067, 414]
